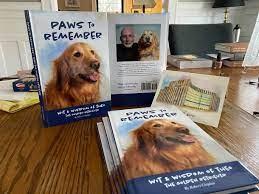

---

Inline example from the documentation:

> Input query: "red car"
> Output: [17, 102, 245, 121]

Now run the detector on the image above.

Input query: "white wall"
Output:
[238, 0, 259, 41]
[168, 0, 259, 42]
[0, 0, 58, 77]
[0, 2, 41, 77]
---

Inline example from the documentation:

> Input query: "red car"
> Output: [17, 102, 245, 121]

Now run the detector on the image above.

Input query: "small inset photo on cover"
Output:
[116, 24, 161, 62]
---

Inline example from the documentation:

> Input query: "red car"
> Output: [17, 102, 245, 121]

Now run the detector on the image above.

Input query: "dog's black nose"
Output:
[90, 63, 100, 70]
[145, 37, 150, 42]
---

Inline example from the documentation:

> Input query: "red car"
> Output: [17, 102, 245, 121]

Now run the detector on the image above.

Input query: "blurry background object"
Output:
[243, 12, 259, 68]
[212, 0, 245, 23]
[168, 23, 233, 58]
[96, 0, 122, 12]
[242, 12, 259, 117]
[124, 0, 162, 13]
[233, 24, 241, 43]
[64, 0, 80, 8]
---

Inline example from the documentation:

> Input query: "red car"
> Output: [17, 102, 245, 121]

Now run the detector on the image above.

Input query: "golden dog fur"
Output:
[138, 30, 159, 61]
[44, 42, 101, 110]
[122, 119, 215, 180]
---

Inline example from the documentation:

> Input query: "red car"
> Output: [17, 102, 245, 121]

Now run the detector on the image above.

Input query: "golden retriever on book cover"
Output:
[121, 119, 215, 180]
[44, 42, 101, 110]
[138, 30, 159, 61]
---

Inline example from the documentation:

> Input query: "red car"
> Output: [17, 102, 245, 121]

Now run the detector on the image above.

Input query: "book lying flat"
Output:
[97, 122, 124, 194]
[219, 51, 246, 61]
[98, 106, 259, 194]
[167, 55, 212, 69]
[215, 42, 248, 53]
[223, 60, 244, 68]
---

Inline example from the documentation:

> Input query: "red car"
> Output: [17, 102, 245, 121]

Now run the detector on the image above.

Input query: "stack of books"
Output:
[215, 42, 248, 67]
[97, 106, 259, 194]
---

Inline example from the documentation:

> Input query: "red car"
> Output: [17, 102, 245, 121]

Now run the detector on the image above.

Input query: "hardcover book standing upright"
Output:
[25, 11, 111, 127]
[102, 107, 259, 194]
[108, 13, 168, 106]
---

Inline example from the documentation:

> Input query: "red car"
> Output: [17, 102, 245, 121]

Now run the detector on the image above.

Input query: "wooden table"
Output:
[0, 67, 259, 194]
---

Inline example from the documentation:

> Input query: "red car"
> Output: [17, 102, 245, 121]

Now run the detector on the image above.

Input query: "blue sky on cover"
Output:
[118, 119, 144, 137]
[161, 76, 172, 89]
[38, 41, 69, 87]
[117, 119, 145, 149]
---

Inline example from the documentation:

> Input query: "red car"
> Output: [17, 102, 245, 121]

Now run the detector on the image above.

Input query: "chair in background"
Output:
[168, 23, 233, 57]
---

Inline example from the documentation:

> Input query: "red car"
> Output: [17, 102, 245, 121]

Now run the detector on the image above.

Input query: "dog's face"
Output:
[54, 42, 100, 86]
[138, 30, 158, 48]
[133, 119, 197, 149]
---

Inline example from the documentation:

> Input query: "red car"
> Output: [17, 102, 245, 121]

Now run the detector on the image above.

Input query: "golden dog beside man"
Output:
[117, 26, 160, 62]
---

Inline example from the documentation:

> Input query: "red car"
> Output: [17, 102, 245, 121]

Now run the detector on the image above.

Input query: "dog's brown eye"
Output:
[90, 50, 95, 55]
[153, 124, 162, 128]
[171, 121, 176, 124]
[73, 51, 81, 58]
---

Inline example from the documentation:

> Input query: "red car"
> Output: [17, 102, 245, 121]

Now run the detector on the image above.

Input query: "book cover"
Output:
[152, 70, 229, 127]
[215, 42, 248, 53]
[107, 107, 259, 194]
[25, 11, 111, 127]
[108, 13, 168, 106]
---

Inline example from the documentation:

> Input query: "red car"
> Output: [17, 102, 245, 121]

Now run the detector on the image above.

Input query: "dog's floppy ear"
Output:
[153, 33, 159, 48]
[132, 127, 156, 153]
[138, 35, 145, 48]
[53, 55, 70, 91]
[132, 129, 146, 149]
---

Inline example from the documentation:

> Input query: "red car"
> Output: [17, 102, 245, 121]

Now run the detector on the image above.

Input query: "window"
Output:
[97, 0, 122, 13]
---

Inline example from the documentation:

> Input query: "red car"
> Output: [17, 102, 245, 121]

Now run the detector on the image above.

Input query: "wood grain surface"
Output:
[0, 108, 111, 194]
[199, 101, 259, 177]
[0, 67, 259, 194]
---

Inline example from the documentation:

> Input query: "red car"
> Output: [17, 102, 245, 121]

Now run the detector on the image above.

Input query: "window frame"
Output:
[96, 0, 124, 13]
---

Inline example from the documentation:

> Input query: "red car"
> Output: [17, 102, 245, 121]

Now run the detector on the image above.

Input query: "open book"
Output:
[25, 11, 168, 126]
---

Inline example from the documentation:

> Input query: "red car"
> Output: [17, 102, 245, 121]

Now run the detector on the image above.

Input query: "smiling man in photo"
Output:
[117, 26, 139, 61]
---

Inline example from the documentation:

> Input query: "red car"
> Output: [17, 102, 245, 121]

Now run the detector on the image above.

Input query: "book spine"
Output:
[220, 51, 246, 61]
[223, 60, 243, 67]
[215, 44, 231, 53]
[163, 13, 169, 71]
[231, 48, 247, 53]
[24, 10, 48, 127]
[215, 44, 247, 53]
